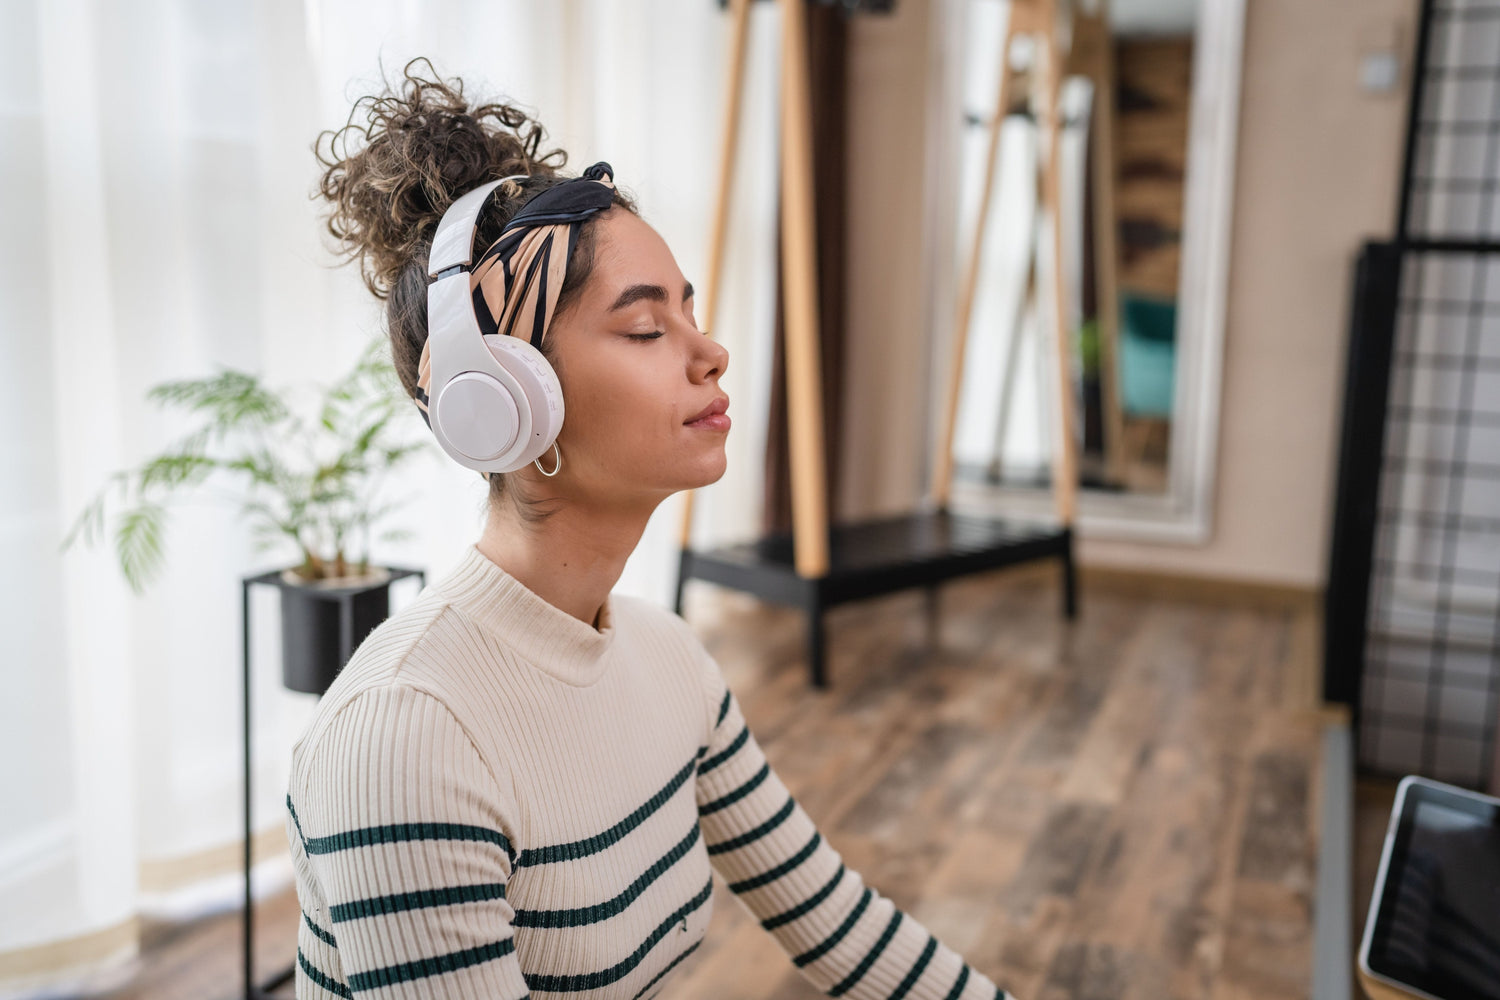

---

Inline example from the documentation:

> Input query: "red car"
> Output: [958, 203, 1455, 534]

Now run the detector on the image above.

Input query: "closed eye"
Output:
[626, 331, 664, 341]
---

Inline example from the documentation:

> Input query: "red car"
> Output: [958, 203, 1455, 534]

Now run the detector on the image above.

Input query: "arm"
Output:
[692, 655, 1014, 1000]
[288, 684, 532, 998]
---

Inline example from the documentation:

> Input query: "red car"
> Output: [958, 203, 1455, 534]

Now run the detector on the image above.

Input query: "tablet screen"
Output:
[1367, 782, 1500, 1000]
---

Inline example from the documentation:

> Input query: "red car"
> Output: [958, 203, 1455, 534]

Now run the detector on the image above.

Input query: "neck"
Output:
[475, 490, 660, 628]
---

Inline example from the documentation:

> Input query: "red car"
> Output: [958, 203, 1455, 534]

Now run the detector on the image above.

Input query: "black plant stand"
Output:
[675, 509, 1075, 689]
[240, 565, 425, 1000]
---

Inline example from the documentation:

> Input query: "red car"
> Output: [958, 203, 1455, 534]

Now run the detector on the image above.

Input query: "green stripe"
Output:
[346, 937, 516, 992]
[307, 821, 514, 862]
[297, 749, 704, 877]
[943, 964, 971, 1000]
[699, 725, 748, 773]
[288, 795, 516, 867]
[630, 938, 702, 1000]
[288, 795, 310, 852]
[515, 824, 701, 928]
[706, 795, 794, 855]
[303, 910, 338, 947]
[298, 947, 351, 998]
[794, 887, 872, 967]
[525, 878, 714, 993]
[829, 908, 903, 995]
[699, 762, 770, 815]
[715, 688, 731, 727]
[330, 882, 506, 923]
[760, 859, 843, 929]
[519, 756, 696, 867]
[731, 830, 821, 894]
[889, 935, 937, 1000]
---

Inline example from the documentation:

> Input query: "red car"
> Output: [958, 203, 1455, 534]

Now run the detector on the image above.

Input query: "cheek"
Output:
[562, 358, 678, 453]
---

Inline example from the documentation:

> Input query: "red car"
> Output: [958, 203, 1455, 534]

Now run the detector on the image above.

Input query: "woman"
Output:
[285, 59, 1012, 1000]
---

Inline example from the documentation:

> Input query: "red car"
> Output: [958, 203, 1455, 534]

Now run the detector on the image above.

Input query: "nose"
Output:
[692, 331, 729, 383]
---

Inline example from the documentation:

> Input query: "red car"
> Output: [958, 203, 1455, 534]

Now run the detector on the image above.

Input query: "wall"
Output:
[840, 0, 1419, 590]
[838, 0, 942, 522]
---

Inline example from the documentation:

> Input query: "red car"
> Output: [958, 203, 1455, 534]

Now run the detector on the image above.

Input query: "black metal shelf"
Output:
[240, 564, 425, 1000]
[675, 509, 1075, 687]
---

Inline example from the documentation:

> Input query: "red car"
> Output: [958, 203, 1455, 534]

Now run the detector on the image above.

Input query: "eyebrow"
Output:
[608, 280, 694, 312]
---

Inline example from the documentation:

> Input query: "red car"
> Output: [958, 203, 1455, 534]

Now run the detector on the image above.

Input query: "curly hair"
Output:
[313, 57, 637, 521]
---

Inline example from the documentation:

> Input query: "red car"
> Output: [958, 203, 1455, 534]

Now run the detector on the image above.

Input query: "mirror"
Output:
[1075, 0, 1198, 495]
[937, 0, 1244, 540]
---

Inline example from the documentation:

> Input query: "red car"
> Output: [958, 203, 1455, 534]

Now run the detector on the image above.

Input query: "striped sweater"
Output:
[284, 543, 1010, 999]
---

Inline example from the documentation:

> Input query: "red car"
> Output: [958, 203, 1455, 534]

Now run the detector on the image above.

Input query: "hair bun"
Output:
[314, 57, 566, 299]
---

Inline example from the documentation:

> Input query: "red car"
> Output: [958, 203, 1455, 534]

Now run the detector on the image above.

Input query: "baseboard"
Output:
[0, 918, 139, 1000]
[1078, 564, 1320, 610]
[938, 560, 1320, 611]
[137, 823, 289, 895]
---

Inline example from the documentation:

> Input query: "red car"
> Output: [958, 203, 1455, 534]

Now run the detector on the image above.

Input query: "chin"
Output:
[682, 452, 729, 491]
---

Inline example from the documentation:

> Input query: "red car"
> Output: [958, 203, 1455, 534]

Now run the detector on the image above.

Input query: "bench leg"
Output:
[1060, 529, 1078, 620]
[807, 590, 828, 690]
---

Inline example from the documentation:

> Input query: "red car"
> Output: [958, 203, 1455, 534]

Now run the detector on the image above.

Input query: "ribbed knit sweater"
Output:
[284, 543, 1010, 1000]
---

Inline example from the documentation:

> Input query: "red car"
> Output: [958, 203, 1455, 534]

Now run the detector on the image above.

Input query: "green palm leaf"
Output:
[116, 504, 168, 595]
[69, 334, 426, 592]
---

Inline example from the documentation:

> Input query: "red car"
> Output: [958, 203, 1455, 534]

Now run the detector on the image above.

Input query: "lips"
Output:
[685, 396, 730, 424]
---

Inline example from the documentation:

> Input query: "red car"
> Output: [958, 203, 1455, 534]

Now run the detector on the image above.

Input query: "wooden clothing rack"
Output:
[674, 0, 1078, 688]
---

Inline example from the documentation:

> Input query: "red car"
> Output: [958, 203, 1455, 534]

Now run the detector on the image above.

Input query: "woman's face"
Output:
[543, 208, 732, 504]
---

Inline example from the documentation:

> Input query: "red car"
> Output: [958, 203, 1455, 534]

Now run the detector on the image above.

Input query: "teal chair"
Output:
[1118, 291, 1177, 418]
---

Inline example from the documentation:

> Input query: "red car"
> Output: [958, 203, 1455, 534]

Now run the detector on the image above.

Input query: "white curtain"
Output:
[0, 0, 782, 991]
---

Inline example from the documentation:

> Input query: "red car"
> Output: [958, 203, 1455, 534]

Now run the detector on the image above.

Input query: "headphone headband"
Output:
[428, 173, 531, 277]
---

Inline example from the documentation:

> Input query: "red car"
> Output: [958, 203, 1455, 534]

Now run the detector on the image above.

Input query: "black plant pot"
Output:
[277, 567, 393, 695]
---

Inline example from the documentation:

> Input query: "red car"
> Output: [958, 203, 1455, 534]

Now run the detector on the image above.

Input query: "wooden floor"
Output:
[1352, 777, 1400, 967]
[98, 565, 1334, 1000]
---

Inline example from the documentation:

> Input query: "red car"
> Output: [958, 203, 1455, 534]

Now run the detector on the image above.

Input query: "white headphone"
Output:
[424, 175, 564, 474]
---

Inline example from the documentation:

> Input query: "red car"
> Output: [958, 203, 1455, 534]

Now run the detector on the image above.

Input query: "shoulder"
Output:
[285, 678, 522, 862]
[292, 675, 477, 768]
[610, 592, 716, 672]
[298, 569, 546, 719]
[288, 594, 506, 786]
[609, 592, 730, 726]
[288, 677, 518, 827]
[611, 591, 695, 641]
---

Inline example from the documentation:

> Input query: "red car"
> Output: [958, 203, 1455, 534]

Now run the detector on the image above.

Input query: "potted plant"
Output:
[60, 336, 428, 694]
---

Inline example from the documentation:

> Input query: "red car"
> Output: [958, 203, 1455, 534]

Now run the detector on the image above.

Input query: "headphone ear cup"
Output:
[482, 335, 565, 472]
[430, 367, 528, 468]
[421, 172, 562, 476]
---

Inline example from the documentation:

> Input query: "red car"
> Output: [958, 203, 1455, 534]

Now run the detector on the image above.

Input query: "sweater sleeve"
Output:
[691, 651, 1014, 1000]
[287, 683, 532, 999]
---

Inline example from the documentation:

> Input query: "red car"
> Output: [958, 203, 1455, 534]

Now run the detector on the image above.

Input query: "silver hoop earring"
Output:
[533, 441, 562, 477]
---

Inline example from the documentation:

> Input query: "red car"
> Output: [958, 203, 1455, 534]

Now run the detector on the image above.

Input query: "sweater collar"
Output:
[435, 543, 616, 686]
